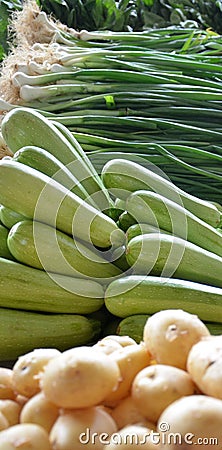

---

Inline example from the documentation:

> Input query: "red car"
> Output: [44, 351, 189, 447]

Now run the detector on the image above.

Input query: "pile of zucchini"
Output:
[0, 106, 222, 359]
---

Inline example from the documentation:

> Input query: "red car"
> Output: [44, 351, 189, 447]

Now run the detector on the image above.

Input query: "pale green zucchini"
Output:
[1, 107, 112, 211]
[117, 314, 151, 343]
[13, 146, 96, 206]
[0, 159, 125, 249]
[101, 158, 221, 227]
[117, 211, 137, 232]
[0, 309, 101, 360]
[0, 256, 104, 313]
[126, 190, 222, 257]
[8, 220, 122, 283]
[126, 223, 170, 242]
[0, 224, 14, 260]
[0, 205, 27, 229]
[126, 233, 222, 288]
[104, 275, 222, 321]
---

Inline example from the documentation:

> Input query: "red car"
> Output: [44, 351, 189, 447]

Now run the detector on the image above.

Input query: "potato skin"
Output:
[187, 335, 222, 399]
[41, 346, 121, 409]
[132, 364, 195, 423]
[12, 348, 60, 398]
[143, 309, 210, 370]
[20, 391, 59, 432]
[50, 406, 117, 450]
[157, 395, 222, 449]
[0, 423, 51, 449]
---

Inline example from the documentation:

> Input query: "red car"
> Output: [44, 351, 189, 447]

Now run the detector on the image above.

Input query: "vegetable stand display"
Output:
[0, 0, 221, 356]
[0, 2, 222, 447]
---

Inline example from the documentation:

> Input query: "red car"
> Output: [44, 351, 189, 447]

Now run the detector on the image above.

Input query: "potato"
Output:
[157, 395, 222, 449]
[0, 411, 9, 431]
[102, 424, 159, 449]
[0, 423, 51, 449]
[0, 399, 22, 426]
[41, 346, 120, 409]
[93, 335, 136, 355]
[132, 364, 195, 423]
[187, 335, 222, 399]
[50, 406, 117, 450]
[0, 368, 15, 400]
[143, 309, 210, 370]
[12, 348, 60, 398]
[20, 391, 59, 432]
[111, 396, 155, 430]
[103, 342, 151, 406]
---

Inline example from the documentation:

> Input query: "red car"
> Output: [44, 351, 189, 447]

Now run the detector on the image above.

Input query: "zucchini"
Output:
[52, 121, 112, 200]
[1, 107, 112, 210]
[117, 211, 137, 232]
[126, 223, 169, 242]
[0, 159, 125, 249]
[117, 314, 150, 343]
[0, 205, 27, 229]
[101, 158, 221, 228]
[0, 308, 101, 360]
[0, 256, 104, 313]
[0, 224, 14, 260]
[126, 233, 222, 288]
[13, 146, 96, 206]
[205, 322, 222, 335]
[104, 275, 222, 322]
[8, 220, 122, 282]
[126, 190, 222, 257]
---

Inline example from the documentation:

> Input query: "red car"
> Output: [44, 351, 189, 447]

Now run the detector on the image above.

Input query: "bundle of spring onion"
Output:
[0, 2, 222, 201]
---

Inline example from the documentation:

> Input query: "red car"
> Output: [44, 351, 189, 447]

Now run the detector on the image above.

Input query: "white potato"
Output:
[132, 364, 195, 423]
[93, 335, 136, 355]
[20, 391, 59, 432]
[111, 396, 155, 430]
[104, 342, 151, 406]
[0, 423, 51, 449]
[187, 335, 222, 399]
[0, 368, 15, 400]
[157, 395, 222, 449]
[0, 411, 9, 431]
[50, 405, 117, 450]
[41, 346, 120, 409]
[12, 348, 60, 398]
[0, 400, 22, 426]
[143, 309, 210, 369]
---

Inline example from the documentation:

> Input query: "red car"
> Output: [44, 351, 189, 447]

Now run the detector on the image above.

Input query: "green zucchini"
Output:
[126, 190, 222, 257]
[0, 309, 101, 360]
[0, 159, 125, 249]
[117, 314, 150, 343]
[104, 275, 222, 322]
[13, 146, 96, 206]
[126, 233, 222, 288]
[117, 211, 137, 232]
[0, 224, 14, 260]
[101, 158, 221, 228]
[0, 205, 27, 229]
[1, 107, 112, 210]
[0, 256, 104, 313]
[205, 322, 222, 335]
[8, 220, 122, 282]
[126, 223, 170, 243]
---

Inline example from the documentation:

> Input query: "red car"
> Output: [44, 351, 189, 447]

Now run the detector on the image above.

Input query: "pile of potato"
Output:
[0, 309, 222, 449]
